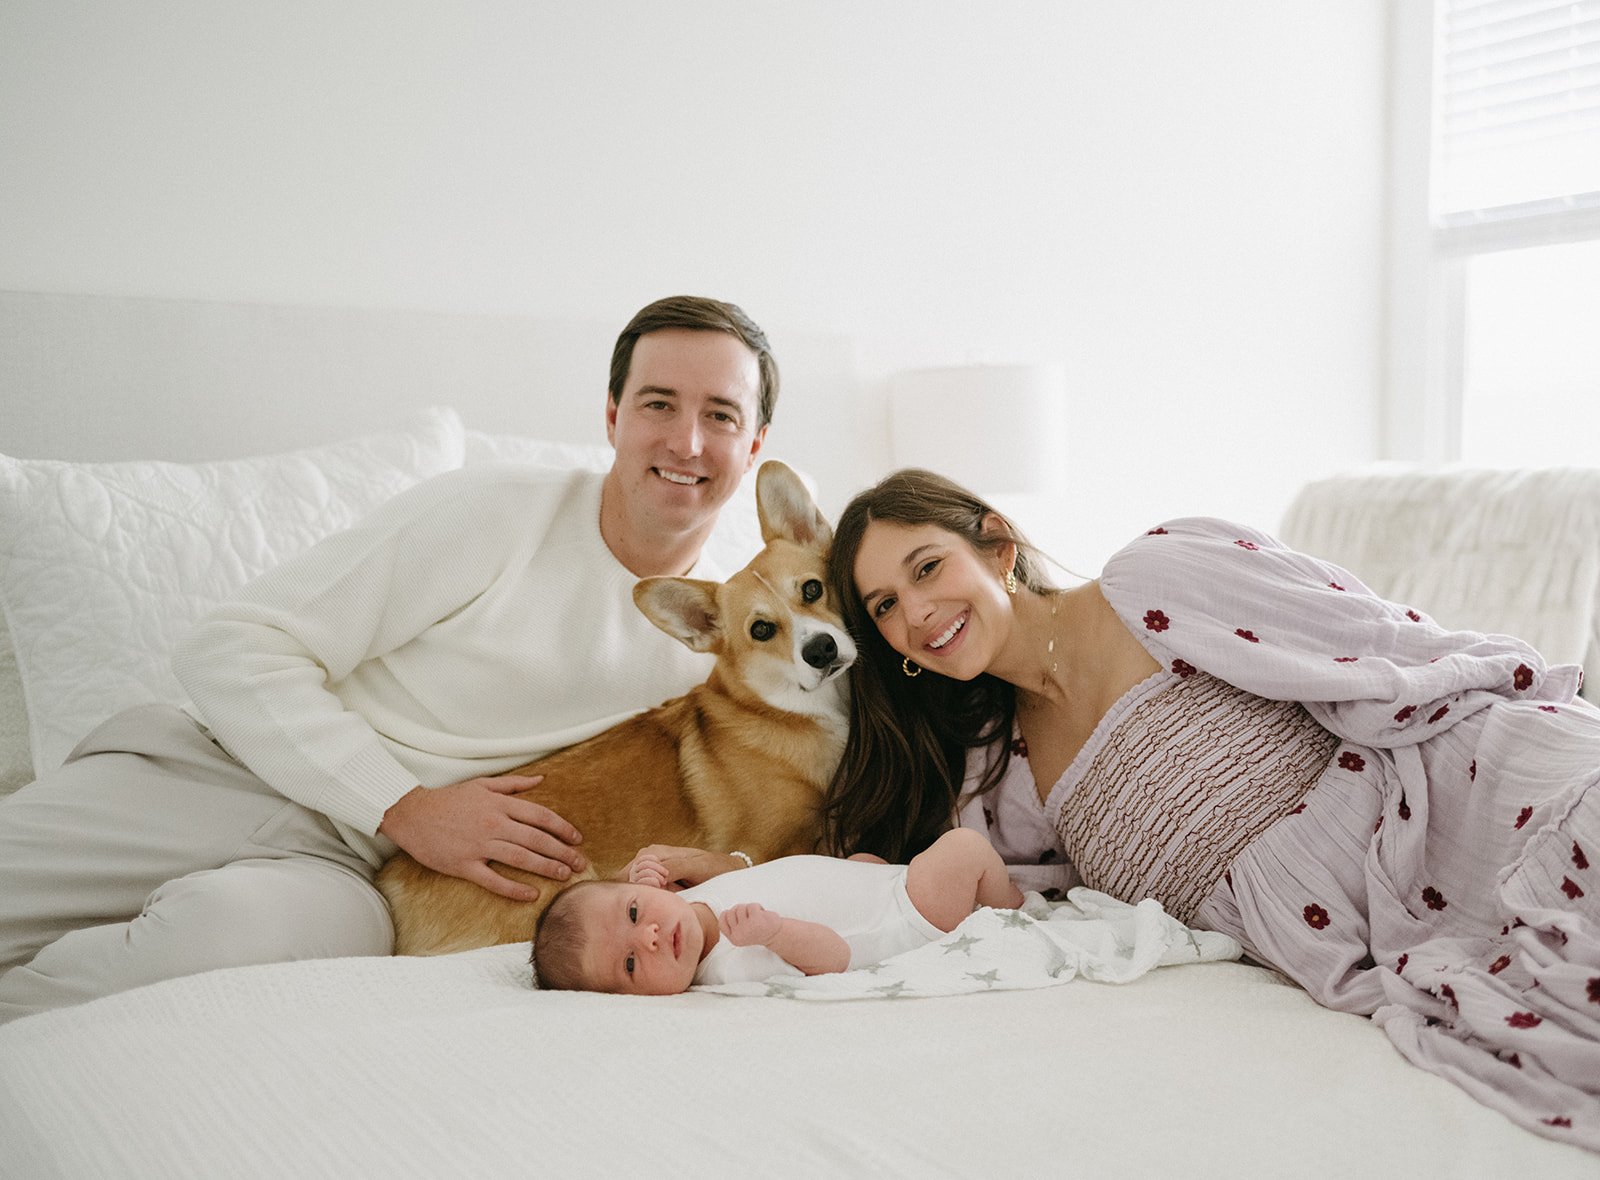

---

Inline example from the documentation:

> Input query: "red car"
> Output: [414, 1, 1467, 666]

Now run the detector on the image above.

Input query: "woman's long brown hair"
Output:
[821, 468, 1056, 860]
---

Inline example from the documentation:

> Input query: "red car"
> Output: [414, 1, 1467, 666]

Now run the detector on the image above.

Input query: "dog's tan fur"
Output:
[376, 461, 854, 956]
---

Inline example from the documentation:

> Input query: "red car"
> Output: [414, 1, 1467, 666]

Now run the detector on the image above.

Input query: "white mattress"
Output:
[2, 904, 1590, 1178]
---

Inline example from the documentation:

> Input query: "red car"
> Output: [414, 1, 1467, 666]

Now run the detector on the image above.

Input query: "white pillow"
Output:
[0, 409, 466, 777]
[463, 429, 790, 578]
[0, 624, 30, 799]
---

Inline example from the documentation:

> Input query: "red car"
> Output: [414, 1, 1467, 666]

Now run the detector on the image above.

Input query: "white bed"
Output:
[1, 291, 1594, 1177]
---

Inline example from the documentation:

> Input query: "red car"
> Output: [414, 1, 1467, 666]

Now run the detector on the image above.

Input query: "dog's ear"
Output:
[756, 460, 832, 549]
[634, 577, 722, 652]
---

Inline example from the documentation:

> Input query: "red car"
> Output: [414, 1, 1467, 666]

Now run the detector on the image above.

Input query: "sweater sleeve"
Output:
[171, 467, 569, 834]
[1098, 517, 1582, 749]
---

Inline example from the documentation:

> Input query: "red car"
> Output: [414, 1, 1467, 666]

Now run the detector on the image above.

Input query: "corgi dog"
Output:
[377, 460, 855, 956]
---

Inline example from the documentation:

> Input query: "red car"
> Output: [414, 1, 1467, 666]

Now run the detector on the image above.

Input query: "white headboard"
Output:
[0, 289, 871, 510]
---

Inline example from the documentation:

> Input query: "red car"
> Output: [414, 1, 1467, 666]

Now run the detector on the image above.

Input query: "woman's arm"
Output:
[624, 845, 750, 890]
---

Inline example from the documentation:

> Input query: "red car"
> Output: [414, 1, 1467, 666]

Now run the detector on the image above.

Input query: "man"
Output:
[0, 296, 776, 1021]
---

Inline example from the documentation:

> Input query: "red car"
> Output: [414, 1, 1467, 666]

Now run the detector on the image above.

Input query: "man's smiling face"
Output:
[604, 327, 765, 550]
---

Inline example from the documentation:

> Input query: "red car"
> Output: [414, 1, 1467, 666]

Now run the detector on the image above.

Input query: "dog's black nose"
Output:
[802, 633, 838, 670]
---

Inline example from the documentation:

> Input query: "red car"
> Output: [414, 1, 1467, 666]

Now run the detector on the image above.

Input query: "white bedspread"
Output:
[3, 892, 1591, 1179]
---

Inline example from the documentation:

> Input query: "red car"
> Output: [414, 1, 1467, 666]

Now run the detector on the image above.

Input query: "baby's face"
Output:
[574, 881, 706, 995]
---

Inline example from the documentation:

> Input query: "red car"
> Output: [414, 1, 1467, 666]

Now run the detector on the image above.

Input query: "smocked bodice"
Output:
[1048, 669, 1338, 923]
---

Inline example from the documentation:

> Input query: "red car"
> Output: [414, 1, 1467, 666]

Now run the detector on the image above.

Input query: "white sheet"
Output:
[2, 895, 1590, 1178]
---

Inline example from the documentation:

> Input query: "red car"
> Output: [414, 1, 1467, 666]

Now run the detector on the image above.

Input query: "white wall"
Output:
[0, 0, 1389, 571]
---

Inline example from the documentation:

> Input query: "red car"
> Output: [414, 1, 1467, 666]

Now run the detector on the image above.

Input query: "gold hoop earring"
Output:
[902, 657, 922, 678]
[1004, 568, 1017, 594]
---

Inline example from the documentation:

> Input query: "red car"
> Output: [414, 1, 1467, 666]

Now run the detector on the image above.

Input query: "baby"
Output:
[533, 827, 1024, 994]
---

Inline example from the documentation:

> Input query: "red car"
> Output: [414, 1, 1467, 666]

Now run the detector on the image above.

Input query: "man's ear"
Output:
[743, 423, 768, 472]
[604, 391, 620, 446]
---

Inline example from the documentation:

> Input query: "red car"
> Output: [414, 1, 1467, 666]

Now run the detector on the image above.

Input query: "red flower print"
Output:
[1143, 609, 1170, 632]
[1339, 751, 1366, 772]
[1506, 1011, 1542, 1029]
[1587, 978, 1600, 1004]
[1505, 1052, 1522, 1069]
[1539, 705, 1559, 714]
[1543, 1117, 1572, 1129]
[1303, 904, 1330, 930]
[1421, 886, 1447, 911]
[1428, 704, 1449, 723]
[1333, 656, 1358, 663]
[1288, 803, 1306, 815]
[1515, 806, 1533, 830]
[1394, 705, 1416, 723]
[1171, 658, 1197, 678]
[1561, 877, 1585, 900]
[1234, 539, 1259, 551]
[1374, 816, 1384, 833]
[1146, 527, 1168, 536]
[1395, 953, 1409, 973]
[1010, 737, 1029, 758]
[1329, 581, 1345, 591]
[1399, 797, 1412, 821]
[1513, 664, 1534, 691]
[1405, 609, 1422, 622]
[1469, 760, 1476, 781]
[1575, 842, 1590, 871]
[1235, 628, 1259, 643]
[1488, 955, 1511, 975]
[1438, 983, 1458, 1009]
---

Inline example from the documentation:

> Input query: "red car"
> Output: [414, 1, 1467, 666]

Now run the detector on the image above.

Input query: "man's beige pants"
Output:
[0, 704, 394, 1023]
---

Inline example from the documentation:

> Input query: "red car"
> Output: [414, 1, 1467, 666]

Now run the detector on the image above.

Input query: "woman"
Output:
[822, 468, 1598, 1150]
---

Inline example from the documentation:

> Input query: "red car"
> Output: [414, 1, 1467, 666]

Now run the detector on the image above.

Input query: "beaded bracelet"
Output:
[728, 850, 754, 869]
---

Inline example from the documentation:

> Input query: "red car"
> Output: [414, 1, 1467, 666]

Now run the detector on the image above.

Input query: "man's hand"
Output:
[720, 902, 783, 948]
[378, 775, 585, 902]
[619, 845, 748, 890]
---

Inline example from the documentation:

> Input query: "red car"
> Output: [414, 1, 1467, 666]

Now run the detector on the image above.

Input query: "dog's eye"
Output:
[750, 620, 777, 641]
[801, 579, 823, 603]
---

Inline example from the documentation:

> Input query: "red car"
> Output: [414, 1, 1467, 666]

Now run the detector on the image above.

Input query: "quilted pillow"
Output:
[0, 409, 465, 780]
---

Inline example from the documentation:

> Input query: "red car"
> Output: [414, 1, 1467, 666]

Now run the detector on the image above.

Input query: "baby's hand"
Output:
[720, 903, 783, 947]
[625, 853, 670, 889]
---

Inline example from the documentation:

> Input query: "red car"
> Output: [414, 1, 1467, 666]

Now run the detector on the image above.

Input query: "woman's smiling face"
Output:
[853, 519, 1013, 681]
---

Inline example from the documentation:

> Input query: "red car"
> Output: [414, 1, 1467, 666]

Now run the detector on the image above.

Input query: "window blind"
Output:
[1433, 0, 1600, 224]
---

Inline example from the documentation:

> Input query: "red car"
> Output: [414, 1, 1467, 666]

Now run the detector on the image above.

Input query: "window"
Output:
[1386, 0, 1600, 465]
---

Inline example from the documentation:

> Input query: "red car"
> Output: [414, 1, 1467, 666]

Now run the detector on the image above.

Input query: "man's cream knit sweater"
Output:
[174, 465, 719, 864]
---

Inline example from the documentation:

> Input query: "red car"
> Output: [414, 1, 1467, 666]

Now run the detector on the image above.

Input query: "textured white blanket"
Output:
[1279, 464, 1600, 702]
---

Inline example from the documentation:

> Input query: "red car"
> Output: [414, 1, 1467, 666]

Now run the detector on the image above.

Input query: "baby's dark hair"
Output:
[530, 881, 603, 991]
